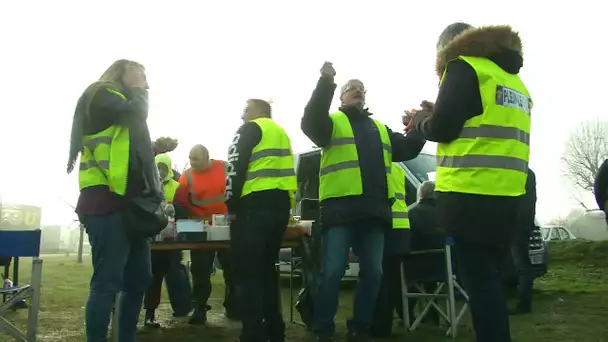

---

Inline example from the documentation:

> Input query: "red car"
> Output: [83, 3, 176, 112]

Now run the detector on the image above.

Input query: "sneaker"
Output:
[144, 318, 161, 329]
[188, 309, 207, 325]
[173, 309, 192, 318]
[347, 330, 374, 342]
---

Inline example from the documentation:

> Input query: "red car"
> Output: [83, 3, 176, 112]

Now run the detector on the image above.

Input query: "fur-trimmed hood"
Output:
[435, 25, 523, 78]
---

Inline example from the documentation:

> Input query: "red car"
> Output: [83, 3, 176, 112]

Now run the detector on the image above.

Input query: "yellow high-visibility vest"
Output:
[319, 111, 393, 200]
[163, 180, 180, 203]
[78, 88, 130, 195]
[390, 163, 410, 229]
[436, 56, 532, 196]
[242, 118, 297, 201]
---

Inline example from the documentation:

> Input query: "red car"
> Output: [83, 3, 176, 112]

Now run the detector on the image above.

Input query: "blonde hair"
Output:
[98, 59, 144, 86]
[67, 59, 144, 174]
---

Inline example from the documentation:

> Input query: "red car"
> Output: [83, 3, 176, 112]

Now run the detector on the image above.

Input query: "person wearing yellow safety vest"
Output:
[66, 60, 159, 342]
[226, 99, 297, 342]
[143, 153, 193, 328]
[301, 62, 426, 342]
[371, 163, 413, 338]
[406, 23, 532, 342]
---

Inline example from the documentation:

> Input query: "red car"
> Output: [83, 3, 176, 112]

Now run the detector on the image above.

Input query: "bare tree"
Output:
[562, 120, 608, 206]
[547, 215, 569, 227]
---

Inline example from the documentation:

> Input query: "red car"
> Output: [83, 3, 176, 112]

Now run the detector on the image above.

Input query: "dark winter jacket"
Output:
[301, 78, 426, 230]
[411, 25, 528, 247]
[408, 198, 444, 251]
[595, 159, 608, 223]
[75, 86, 152, 215]
[225, 120, 291, 216]
[518, 169, 537, 232]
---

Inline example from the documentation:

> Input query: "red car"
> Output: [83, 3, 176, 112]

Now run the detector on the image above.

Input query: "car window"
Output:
[540, 228, 550, 240]
[402, 154, 436, 183]
[548, 228, 561, 241]
[557, 228, 571, 240]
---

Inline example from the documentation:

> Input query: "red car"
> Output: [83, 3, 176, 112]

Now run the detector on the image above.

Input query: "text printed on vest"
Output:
[226, 132, 241, 200]
[496, 85, 531, 115]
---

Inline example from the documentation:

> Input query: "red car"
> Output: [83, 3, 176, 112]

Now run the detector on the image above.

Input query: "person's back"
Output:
[226, 99, 296, 342]
[410, 23, 531, 342]
[595, 159, 608, 224]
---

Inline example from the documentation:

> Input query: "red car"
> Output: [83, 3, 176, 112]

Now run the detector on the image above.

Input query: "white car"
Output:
[540, 226, 577, 242]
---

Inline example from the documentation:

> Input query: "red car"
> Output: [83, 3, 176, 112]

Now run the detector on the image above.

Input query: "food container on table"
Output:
[212, 214, 227, 226]
[207, 225, 230, 241]
[176, 219, 207, 241]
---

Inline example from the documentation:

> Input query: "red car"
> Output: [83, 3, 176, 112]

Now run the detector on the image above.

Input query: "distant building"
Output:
[568, 210, 608, 241]
[40, 225, 62, 253]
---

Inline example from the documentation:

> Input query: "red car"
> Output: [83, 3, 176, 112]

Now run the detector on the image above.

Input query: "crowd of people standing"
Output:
[65, 20, 608, 342]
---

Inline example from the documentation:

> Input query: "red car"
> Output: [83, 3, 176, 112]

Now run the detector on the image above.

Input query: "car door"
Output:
[557, 227, 572, 241]
[548, 228, 561, 241]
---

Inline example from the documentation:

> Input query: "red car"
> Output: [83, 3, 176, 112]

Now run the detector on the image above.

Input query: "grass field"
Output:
[2, 241, 608, 341]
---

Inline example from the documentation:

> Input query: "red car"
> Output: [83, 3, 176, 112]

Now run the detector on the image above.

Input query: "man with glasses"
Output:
[301, 62, 426, 342]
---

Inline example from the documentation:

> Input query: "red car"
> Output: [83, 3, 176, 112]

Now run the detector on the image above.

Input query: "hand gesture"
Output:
[403, 100, 435, 134]
[420, 100, 434, 113]
[320, 61, 336, 80]
[403, 109, 417, 134]
[153, 137, 179, 154]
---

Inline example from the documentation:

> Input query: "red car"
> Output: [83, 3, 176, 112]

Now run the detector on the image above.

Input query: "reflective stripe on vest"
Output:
[390, 163, 410, 229]
[185, 167, 227, 207]
[436, 56, 531, 196]
[319, 112, 393, 201]
[242, 118, 297, 199]
[78, 88, 130, 195]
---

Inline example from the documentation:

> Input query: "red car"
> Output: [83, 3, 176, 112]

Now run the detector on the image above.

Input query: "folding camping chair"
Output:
[0, 229, 43, 342]
[400, 237, 468, 338]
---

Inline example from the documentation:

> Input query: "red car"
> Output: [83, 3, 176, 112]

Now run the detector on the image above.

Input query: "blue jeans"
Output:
[313, 222, 385, 336]
[81, 212, 152, 342]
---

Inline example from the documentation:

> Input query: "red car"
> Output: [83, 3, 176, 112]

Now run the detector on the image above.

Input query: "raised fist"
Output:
[320, 61, 336, 79]
[153, 137, 178, 154]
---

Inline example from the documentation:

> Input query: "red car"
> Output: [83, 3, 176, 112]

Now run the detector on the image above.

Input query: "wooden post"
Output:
[77, 223, 84, 263]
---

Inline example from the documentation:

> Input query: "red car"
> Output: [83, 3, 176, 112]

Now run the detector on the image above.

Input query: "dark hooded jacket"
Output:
[301, 78, 426, 231]
[75, 86, 157, 215]
[595, 159, 608, 222]
[412, 26, 527, 247]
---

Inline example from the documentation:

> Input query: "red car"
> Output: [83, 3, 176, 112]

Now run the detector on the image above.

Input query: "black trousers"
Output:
[511, 229, 533, 310]
[190, 249, 236, 313]
[371, 255, 402, 336]
[454, 238, 511, 342]
[144, 250, 185, 311]
[232, 209, 289, 342]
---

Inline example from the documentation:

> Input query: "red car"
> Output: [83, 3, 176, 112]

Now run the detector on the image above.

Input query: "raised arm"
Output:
[301, 62, 338, 148]
[414, 60, 483, 143]
[389, 127, 426, 162]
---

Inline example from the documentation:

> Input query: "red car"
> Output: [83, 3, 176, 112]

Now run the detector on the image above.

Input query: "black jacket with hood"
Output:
[412, 26, 528, 247]
[301, 78, 426, 232]
[595, 159, 608, 220]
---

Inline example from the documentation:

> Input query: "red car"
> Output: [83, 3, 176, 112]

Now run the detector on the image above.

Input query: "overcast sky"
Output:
[0, 0, 605, 225]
